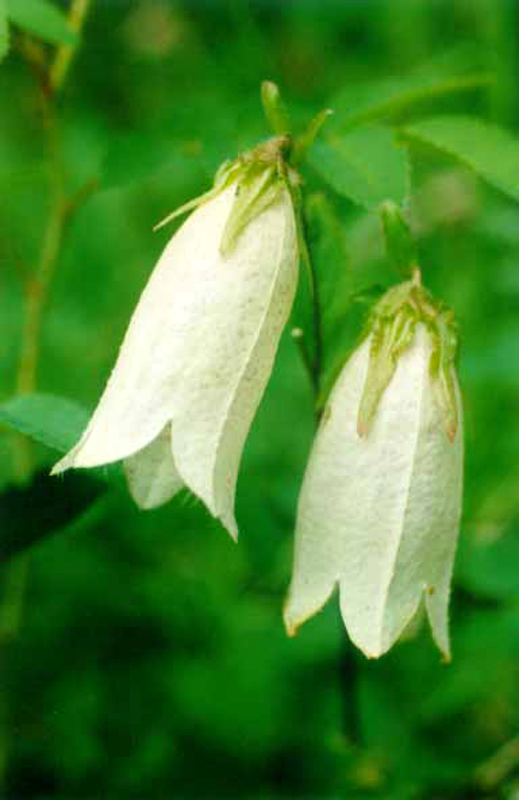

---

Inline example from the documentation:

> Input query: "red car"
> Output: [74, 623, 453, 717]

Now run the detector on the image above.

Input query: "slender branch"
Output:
[0, 6, 94, 786]
[286, 177, 324, 412]
[16, 178, 98, 401]
[50, 0, 91, 92]
[299, 228, 323, 402]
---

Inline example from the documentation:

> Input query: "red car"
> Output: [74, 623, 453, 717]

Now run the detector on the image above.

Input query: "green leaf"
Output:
[0, 393, 89, 453]
[101, 133, 206, 190]
[308, 126, 408, 210]
[404, 115, 519, 204]
[457, 524, 519, 601]
[0, 0, 9, 62]
[6, 0, 77, 46]
[0, 470, 107, 563]
[332, 71, 493, 128]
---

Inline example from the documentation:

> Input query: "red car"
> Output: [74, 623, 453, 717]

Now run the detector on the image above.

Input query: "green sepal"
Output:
[154, 135, 293, 255]
[220, 163, 284, 255]
[261, 80, 291, 136]
[357, 277, 460, 440]
[428, 309, 459, 442]
[153, 160, 242, 232]
[380, 200, 418, 277]
[292, 108, 334, 166]
[358, 283, 418, 436]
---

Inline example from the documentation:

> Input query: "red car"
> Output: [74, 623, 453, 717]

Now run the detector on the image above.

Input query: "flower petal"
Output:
[124, 423, 184, 510]
[285, 325, 463, 658]
[53, 183, 242, 474]
[169, 187, 298, 538]
[53, 180, 298, 538]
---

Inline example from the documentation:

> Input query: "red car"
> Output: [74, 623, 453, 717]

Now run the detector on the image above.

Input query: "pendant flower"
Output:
[284, 277, 464, 658]
[52, 135, 299, 539]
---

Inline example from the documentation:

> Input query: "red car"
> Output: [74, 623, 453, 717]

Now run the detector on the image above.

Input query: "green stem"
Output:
[285, 176, 324, 411]
[0, 5, 93, 785]
[300, 229, 323, 403]
[50, 0, 91, 92]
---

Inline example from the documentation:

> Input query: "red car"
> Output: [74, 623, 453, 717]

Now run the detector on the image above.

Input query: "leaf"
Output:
[404, 115, 519, 203]
[308, 126, 408, 210]
[332, 71, 492, 129]
[457, 524, 519, 601]
[0, 470, 107, 563]
[101, 133, 208, 189]
[0, 393, 89, 453]
[6, 0, 77, 46]
[0, 0, 9, 62]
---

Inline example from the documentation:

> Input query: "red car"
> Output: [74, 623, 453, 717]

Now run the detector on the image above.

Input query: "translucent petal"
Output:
[285, 325, 463, 658]
[52, 184, 242, 475]
[169, 186, 298, 537]
[53, 181, 298, 539]
[124, 424, 184, 510]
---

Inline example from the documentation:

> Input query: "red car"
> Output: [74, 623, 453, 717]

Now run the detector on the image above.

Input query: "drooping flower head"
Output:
[284, 273, 463, 658]
[52, 83, 330, 539]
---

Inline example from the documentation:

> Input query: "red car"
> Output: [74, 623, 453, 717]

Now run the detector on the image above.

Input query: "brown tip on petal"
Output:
[282, 606, 299, 638]
[357, 419, 367, 438]
[220, 513, 239, 542]
[447, 423, 457, 443]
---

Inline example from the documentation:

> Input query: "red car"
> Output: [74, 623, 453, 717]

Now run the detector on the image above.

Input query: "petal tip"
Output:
[50, 454, 73, 476]
[282, 607, 299, 638]
[220, 512, 239, 542]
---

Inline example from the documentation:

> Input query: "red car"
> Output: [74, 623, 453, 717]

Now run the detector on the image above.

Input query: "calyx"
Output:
[358, 271, 459, 441]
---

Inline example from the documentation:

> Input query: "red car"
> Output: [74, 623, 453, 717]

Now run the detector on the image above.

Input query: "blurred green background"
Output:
[2, 0, 519, 797]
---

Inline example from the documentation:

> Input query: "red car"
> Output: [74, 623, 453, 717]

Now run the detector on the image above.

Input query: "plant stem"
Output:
[300, 232, 323, 403]
[289, 185, 324, 409]
[50, 0, 91, 92]
[0, 4, 93, 786]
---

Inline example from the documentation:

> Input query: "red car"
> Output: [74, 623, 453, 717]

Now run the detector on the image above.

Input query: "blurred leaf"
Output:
[308, 126, 408, 210]
[6, 0, 77, 46]
[0, 393, 88, 453]
[333, 72, 493, 128]
[0, 0, 9, 62]
[404, 115, 519, 203]
[305, 193, 355, 365]
[0, 470, 106, 563]
[101, 133, 209, 190]
[379, 200, 417, 276]
[457, 525, 519, 600]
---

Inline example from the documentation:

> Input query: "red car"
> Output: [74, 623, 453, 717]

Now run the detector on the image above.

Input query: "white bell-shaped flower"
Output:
[284, 280, 463, 658]
[52, 141, 299, 539]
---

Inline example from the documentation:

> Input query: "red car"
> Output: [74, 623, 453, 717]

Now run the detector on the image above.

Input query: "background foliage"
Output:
[2, 1, 519, 797]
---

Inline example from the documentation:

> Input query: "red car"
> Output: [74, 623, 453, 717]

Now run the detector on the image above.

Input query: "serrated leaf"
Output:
[333, 71, 492, 128]
[6, 0, 77, 46]
[308, 126, 408, 210]
[0, 393, 89, 453]
[0, 0, 9, 62]
[404, 115, 519, 203]
[0, 470, 106, 563]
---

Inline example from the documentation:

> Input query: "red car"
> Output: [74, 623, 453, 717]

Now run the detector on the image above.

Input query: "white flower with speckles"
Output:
[284, 280, 463, 659]
[52, 138, 299, 539]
